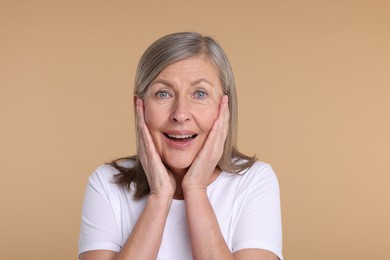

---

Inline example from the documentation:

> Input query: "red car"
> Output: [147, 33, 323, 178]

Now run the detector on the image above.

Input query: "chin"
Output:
[164, 158, 194, 174]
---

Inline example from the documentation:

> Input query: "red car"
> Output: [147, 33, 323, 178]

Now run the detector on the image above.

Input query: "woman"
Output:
[78, 32, 283, 260]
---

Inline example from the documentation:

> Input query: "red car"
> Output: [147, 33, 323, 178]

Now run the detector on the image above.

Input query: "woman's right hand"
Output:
[80, 98, 176, 260]
[136, 97, 176, 198]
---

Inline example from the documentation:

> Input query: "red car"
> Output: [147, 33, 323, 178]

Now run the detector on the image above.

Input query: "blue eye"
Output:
[156, 91, 170, 99]
[194, 91, 207, 99]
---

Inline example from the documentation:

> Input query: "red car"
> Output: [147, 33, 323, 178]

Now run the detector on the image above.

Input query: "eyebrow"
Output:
[150, 79, 174, 87]
[191, 78, 214, 87]
[151, 78, 215, 88]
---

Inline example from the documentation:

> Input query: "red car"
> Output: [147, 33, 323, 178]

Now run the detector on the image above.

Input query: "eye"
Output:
[155, 90, 171, 99]
[194, 90, 208, 99]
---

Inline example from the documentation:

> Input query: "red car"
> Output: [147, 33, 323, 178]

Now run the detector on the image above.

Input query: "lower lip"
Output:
[164, 135, 195, 149]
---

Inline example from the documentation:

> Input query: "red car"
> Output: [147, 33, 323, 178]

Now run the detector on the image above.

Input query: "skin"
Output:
[142, 55, 224, 199]
[80, 56, 278, 260]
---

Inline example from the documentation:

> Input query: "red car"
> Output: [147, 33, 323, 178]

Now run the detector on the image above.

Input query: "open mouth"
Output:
[164, 133, 198, 142]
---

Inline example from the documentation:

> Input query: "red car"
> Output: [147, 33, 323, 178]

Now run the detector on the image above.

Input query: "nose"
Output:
[169, 97, 191, 124]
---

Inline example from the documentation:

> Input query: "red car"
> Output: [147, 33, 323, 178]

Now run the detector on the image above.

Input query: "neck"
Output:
[171, 168, 187, 200]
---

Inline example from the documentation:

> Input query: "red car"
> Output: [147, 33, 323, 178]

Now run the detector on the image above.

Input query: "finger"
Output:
[208, 95, 230, 147]
[136, 98, 160, 162]
[136, 98, 146, 157]
[135, 98, 176, 195]
[194, 95, 229, 164]
[218, 95, 230, 139]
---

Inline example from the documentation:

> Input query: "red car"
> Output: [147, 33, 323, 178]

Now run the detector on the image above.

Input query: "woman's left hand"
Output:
[182, 95, 230, 192]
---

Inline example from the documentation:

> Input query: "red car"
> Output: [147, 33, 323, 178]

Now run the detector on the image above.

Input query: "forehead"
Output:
[156, 55, 220, 81]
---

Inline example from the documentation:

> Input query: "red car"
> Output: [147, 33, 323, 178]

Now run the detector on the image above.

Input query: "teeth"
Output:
[168, 134, 193, 139]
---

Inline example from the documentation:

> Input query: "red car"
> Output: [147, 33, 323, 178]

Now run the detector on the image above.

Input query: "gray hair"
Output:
[134, 32, 255, 172]
[112, 32, 255, 199]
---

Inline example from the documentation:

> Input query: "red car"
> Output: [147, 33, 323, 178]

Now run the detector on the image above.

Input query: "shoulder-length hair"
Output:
[110, 32, 256, 198]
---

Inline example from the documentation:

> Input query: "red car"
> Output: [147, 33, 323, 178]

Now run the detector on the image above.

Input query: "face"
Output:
[143, 55, 223, 174]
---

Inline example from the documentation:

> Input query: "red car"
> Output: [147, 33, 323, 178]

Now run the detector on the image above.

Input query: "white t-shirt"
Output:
[78, 161, 283, 259]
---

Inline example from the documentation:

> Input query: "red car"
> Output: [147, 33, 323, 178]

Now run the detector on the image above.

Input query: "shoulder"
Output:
[89, 164, 117, 184]
[87, 159, 135, 193]
[228, 161, 280, 194]
[215, 161, 280, 195]
[247, 162, 280, 187]
[91, 159, 135, 180]
[236, 161, 278, 182]
[243, 161, 273, 173]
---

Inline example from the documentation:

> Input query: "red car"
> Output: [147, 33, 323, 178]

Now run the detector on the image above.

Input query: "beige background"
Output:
[1, 1, 389, 259]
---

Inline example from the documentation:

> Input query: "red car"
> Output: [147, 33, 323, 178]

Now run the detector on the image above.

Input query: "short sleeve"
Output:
[232, 164, 283, 259]
[78, 167, 122, 256]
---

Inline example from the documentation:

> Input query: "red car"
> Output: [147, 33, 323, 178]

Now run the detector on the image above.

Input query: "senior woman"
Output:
[78, 32, 283, 260]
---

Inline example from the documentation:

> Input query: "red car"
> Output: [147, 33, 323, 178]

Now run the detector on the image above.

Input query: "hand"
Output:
[182, 95, 230, 192]
[136, 97, 176, 198]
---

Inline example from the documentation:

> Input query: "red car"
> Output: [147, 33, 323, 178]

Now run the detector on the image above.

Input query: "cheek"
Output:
[143, 104, 162, 130]
[198, 105, 219, 132]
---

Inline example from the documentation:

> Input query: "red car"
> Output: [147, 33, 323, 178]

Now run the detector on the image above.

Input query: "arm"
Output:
[80, 98, 176, 260]
[183, 188, 234, 259]
[183, 96, 280, 260]
[80, 194, 172, 260]
[182, 96, 233, 259]
[183, 188, 279, 260]
[115, 194, 173, 259]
